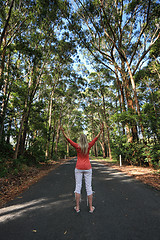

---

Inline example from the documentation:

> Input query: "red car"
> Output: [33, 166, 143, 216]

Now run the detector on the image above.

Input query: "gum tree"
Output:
[67, 0, 160, 142]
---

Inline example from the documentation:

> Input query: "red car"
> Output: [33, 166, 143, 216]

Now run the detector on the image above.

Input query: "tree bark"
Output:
[0, 35, 6, 93]
[126, 60, 144, 138]
[6, 115, 12, 144]
[120, 60, 138, 142]
[67, 141, 69, 157]
[45, 88, 54, 158]
[0, 0, 15, 49]
[99, 140, 106, 158]
[13, 108, 27, 159]
[55, 114, 62, 155]
[0, 51, 12, 142]
[101, 89, 112, 160]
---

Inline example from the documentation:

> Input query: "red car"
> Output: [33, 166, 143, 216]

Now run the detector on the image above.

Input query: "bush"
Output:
[142, 144, 160, 168]
[111, 140, 160, 168]
[27, 140, 46, 163]
[0, 142, 14, 158]
[0, 142, 14, 177]
[0, 157, 9, 177]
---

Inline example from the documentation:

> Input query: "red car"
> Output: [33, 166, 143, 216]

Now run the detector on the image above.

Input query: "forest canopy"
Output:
[0, 0, 160, 176]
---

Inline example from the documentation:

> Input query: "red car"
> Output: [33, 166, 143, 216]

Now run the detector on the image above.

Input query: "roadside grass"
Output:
[90, 156, 118, 164]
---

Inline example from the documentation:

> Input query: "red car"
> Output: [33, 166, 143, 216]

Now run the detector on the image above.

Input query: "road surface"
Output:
[0, 159, 160, 240]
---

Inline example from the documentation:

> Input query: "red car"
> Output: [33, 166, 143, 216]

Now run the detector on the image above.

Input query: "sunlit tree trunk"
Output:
[0, 37, 6, 94]
[0, 51, 11, 142]
[55, 114, 62, 155]
[120, 60, 138, 142]
[13, 104, 27, 159]
[114, 67, 126, 136]
[66, 141, 69, 157]
[45, 88, 54, 158]
[99, 140, 106, 158]
[126, 60, 144, 138]
[0, 0, 15, 49]
[6, 115, 12, 144]
[19, 103, 32, 155]
[91, 113, 98, 157]
[51, 115, 56, 159]
[101, 90, 112, 160]
[102, 129, 106, 158]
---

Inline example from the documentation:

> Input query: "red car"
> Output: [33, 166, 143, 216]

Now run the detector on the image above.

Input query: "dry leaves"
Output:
[0, 158, 70, 208]
[99, 161, 160, 191]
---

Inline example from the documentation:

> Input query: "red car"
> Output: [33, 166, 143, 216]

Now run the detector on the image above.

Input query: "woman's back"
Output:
[66, 136, 98, 170]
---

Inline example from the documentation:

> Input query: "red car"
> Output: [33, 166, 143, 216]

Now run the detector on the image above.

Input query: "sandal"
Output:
[89, 206, 95, 213]
[74, 206, 80, 213]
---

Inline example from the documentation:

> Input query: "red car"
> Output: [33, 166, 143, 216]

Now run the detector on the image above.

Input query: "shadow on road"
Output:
[0, 160, 160, 240]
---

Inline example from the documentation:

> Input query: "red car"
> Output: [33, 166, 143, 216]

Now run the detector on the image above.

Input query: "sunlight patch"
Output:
[0, 198, 70, 223]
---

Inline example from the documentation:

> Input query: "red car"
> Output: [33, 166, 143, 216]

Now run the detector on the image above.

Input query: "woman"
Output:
[60, 123, 104, 213]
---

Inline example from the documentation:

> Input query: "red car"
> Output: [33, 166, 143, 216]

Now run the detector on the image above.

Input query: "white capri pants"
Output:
[74, 168, 93, 196]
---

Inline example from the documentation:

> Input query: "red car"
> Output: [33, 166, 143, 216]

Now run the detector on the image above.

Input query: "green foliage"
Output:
[56, 143, 68, 159]
[0, 142, 14, 158]
[0, 143, 14, 177]
[142, 144, 160, 168]
[142, 103, 160, 140]
[0, 158, 9, 177]
[0, 0, 159, 178]
[27, 139, 46, 163]
[111, 139, 160, 168]
[0, 140, 45, 177]
[112, 111, 138, 127]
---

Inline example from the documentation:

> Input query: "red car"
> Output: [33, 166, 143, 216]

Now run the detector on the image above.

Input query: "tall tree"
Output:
[67, 0, 160, 141]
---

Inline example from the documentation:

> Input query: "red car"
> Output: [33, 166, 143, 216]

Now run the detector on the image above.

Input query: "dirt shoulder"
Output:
[0, 158, 72, 208]
[96, 160, 160, 191]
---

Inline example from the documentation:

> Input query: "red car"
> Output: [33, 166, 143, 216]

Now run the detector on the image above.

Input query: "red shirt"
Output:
[67, 137, 98, 170]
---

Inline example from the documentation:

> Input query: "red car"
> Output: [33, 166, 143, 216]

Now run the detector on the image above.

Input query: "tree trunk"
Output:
[19, 107, 31, 155]
[101, 129, 106, 158]
[67, 141, 69, 157]
[0, 51, 11, 142]
[51, 122, 56, 158]
[120, 58, 139, 143]
[126, 60, 144, 138]
[45, 88, 54, 158]
[55, 115, 61, 155]
[6, 115, 12, 144]
[0, 36, 6, 93]
[18, 56, 47, 156]
[99, 140, 106, 158]
[95, 142, 98, 157]
[13, 110, 26, 159]
[101, 90, 112, 160]
[115, 69, 126, 136]
[0, 0, 15, 49]
[124, 76, 138, 142]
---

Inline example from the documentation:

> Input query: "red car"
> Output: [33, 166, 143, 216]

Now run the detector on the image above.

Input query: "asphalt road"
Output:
[0, 158, 160, 240]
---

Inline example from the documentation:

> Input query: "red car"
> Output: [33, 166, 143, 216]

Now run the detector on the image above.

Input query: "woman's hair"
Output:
[79, 134, 88, 154]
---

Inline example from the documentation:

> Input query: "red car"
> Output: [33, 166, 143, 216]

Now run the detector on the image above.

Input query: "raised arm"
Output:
[60, 126, 68, 139]
[88, 123, 104, 148]
[60, 126, 79, 149]
[96, 122, 104, 139]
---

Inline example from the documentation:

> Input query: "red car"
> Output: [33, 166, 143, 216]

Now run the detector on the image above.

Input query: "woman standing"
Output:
[60, 123, 104, 213]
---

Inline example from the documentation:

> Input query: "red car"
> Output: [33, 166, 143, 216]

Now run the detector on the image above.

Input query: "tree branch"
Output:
[0, 0, 15, 48]
[129, 0, 151, 65]
[133, 33, 160, 75]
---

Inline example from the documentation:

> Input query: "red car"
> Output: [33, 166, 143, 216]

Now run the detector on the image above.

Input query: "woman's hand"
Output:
[60, 126, 68, 139]
[96, 123, 104, 139]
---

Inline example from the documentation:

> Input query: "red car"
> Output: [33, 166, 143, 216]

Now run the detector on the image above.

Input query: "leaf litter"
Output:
[98, 160, 160, 191]
[0, 158, 70, 208]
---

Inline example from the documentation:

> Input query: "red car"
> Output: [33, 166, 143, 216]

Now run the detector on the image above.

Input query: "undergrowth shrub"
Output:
[112, 140, 160, 168]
